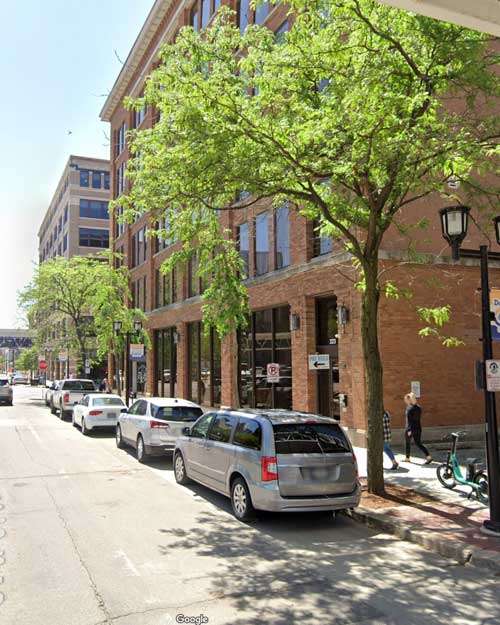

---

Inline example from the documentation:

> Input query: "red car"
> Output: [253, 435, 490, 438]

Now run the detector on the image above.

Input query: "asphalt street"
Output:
[0, 386, 499, 625]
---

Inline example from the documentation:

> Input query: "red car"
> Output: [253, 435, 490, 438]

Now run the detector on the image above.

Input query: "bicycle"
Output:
[436, 431, 489, 505]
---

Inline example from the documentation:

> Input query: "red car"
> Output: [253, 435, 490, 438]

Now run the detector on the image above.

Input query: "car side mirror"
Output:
[182, 426, 191, 437]
[120, 407, 128, 413]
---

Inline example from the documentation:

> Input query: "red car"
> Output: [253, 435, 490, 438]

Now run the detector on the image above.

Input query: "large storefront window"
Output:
[188, 322, 221, 406]
[239, 305, 292, 410]
[154, 328, 177, 397]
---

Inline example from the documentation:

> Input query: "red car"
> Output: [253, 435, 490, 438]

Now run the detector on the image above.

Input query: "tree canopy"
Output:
[19, 255, 146, 375]
[115, 0, 499, 492]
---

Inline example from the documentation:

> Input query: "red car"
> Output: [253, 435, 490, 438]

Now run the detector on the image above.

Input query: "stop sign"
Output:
[39, 360, 47, 370]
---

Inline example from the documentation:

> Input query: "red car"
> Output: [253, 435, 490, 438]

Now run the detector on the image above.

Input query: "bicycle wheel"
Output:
[473, 471, 489, 505]
[437, 463, 456, 489]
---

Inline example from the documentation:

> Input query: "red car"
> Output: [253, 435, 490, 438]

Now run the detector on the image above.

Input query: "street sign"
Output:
[411, 381, 421, 398]
[486, 360, 500, 391]
[58, 350, 68, 363]
[39, 360, 47, 371]
[490, 288, 500, 342]
[266, 363, 280, 383]
[308, 354, 330, 370]
[130, 343, 145, 361]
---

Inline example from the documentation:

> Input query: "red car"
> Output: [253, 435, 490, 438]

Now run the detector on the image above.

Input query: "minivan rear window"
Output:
[152, 405, 203, 422]
[273, 423, 350, 454]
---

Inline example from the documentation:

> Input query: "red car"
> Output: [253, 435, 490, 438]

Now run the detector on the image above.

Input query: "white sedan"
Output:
[72, 394, 126, 435]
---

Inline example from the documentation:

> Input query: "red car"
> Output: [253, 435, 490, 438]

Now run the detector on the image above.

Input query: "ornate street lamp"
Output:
[439, 208, 500, 537]
[494, 216, 500, 246]
[439, 205, 470, 261]
[113, 319, 144, 406]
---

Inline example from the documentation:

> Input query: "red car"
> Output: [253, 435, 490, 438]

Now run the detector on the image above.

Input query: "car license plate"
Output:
[107, 412, 116, 418]
[307, 467, 331, 480]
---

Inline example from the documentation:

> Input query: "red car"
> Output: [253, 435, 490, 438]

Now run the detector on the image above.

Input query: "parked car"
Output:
[51, 379, 97, 420]
[73, 393, 127, 435]
[11, 373, 29, 385]
[173, 409, 361, 521]
[116, 397, 204, 463]
[44, 380, 60, 406]
[0, 376, 13, 406]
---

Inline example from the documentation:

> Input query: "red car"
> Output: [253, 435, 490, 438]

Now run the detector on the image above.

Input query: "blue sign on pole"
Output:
[490, 289, 500, 342]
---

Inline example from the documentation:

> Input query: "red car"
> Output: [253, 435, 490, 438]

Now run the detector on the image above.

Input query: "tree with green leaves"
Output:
[19, 255, 146, 380]
[15, 346, 39, 375]
[115, 0, 499, 493]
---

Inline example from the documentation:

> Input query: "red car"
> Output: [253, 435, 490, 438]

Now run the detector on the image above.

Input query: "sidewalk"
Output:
[352, 446, 500, 574]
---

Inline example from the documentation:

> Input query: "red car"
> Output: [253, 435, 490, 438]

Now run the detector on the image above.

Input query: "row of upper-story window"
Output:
[190, 1, 282, 33]
[41, 226, 110, 262]
[79, 168, 110, 190]
[112, 5, 289, 198]
[40, 232, 68, 262]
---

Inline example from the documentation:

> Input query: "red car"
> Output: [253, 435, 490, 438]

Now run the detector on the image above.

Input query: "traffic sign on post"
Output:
[485, 360, 500, 392]
[266, 363, 280, 383]
[308, 354, 330, 370]
[39, 360, 47, 371]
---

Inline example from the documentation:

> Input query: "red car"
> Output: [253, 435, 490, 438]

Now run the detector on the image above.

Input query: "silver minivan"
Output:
[174, 409, 360, 521]
[116, 397, 203, 463]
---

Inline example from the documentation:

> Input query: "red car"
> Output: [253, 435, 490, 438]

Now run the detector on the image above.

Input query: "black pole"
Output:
[479, 244, 500, 535]
[125, 332, 130, 407]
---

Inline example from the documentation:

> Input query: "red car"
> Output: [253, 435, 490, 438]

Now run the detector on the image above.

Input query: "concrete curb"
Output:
[348, 507, 500, 574]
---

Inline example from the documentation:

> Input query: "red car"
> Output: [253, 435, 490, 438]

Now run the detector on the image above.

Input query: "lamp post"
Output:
[440, 205, 500, 536]
[113, 320, 143, 407]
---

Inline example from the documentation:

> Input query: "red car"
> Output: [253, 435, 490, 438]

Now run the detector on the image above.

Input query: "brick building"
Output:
[100, 0, 499, 445]
[38, 154, 111, 380]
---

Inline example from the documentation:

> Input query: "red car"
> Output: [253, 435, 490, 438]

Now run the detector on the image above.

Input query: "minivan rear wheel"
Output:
[174, 452, 190, 485]
[231, 477, 255, 522]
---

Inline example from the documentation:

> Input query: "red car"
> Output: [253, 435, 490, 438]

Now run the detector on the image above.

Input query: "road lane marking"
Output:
[114, 549, 140, 577]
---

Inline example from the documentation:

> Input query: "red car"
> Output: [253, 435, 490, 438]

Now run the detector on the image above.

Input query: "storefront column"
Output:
[146, 330, 155, 396]
[291, 296, 317, 413]
[221, 331, 239, 408]
[176, 322, 189, 399]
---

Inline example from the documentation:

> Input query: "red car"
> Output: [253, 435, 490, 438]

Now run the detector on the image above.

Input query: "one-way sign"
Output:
[308, 354, 330, 370]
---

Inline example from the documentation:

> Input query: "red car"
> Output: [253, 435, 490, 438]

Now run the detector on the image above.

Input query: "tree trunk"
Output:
[361, 258, 385, 495]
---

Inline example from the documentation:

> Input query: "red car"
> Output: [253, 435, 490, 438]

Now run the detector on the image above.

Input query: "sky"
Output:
[0, 0, 154, 328]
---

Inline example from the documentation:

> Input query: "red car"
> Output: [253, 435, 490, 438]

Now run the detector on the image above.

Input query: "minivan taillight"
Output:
[150, 420, 169, 429]
[63, 393, 70, 403]
[261, 456, 278, 482]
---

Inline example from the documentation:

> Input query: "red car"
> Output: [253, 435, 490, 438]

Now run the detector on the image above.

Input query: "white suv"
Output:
[0, 376, 13, 406]
[116, 397, 203, 463]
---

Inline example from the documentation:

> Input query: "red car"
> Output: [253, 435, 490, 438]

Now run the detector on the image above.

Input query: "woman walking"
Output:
[404, 392, 432, 464]
[383, 409, 399, 470]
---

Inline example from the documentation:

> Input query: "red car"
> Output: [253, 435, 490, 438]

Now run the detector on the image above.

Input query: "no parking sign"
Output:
[266, 363, 280, 383]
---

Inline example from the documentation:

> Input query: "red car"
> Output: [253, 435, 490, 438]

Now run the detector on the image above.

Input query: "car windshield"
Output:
[152, 405, 203, 422]
[92, 397, 125, 407]
[63, 381, 96, 391]
[273, 422, 351, 454]
[0, 379, 8, 386]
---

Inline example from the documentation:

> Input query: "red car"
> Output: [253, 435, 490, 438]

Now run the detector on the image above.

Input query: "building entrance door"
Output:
[316, 297, 340, 419]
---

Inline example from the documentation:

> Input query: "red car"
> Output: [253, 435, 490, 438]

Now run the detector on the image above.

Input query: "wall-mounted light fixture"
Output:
[290, 313, 301, 331]
[337, 305, 349, 327]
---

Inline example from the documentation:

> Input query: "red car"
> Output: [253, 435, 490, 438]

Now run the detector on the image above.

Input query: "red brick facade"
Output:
[101, 0, 499, 445]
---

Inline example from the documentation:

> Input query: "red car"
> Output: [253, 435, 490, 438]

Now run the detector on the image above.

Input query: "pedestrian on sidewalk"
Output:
[99, 376, 111, 393]
[383, 409, 399, 470]
[404, 392, 432, 464]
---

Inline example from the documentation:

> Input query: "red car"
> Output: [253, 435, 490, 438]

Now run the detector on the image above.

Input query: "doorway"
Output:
[316, 297, 340, 419]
